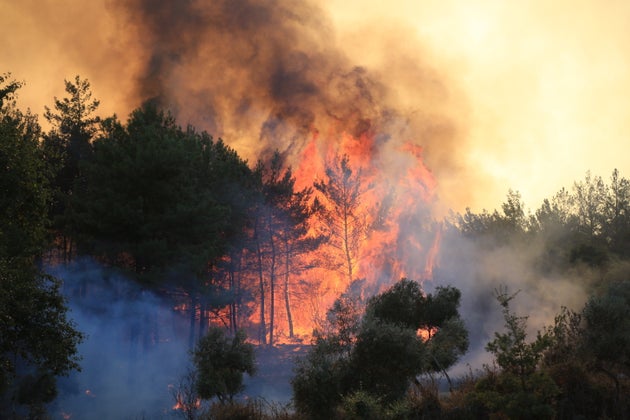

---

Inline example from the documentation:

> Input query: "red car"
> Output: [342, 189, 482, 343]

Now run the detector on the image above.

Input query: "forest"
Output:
[1, 72, 629, 419]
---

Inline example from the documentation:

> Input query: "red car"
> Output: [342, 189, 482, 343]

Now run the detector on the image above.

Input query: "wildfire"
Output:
[172, 126, 441, 346]
[298, 130, 439, 285]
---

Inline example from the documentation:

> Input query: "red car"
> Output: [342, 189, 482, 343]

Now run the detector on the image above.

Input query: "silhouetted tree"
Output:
[581, 280, 630, 416]
[249, 152, 322, 344]
[314, 154, 366, 284]
[292, 278, 468, 416]
[603, 169, 630, 257]
[74, 103, 253, 346]
[42, 75, 100, 261]
[469, 287, 558, 419]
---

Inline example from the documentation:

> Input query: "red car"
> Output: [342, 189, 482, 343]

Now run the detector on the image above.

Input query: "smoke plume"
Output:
[107, 0, 459, 179]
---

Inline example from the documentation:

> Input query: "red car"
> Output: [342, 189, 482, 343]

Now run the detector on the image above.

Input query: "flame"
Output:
[275, 128, 441, 339]
[234, 124, 442, 345]
[172, 397, 201, 411]
[417, 327, 439, 342]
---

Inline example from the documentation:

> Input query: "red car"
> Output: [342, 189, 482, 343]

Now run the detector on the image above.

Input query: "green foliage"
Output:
[581, 280, 630, 367]
[291, 332, 352, 418]
[292, 278, 468, 417]
[366, 280, 469, 380]
[365, 278, 425, 329]
[193, 327, 256, 404]
[74, 103, 251, 282]
[467, 288, 559, 419]
[466, 368, 558, 420]
[455, 190, 528, 246]
[0, 77, 47, 260]
[325, 283, 364, 349]
[42, 76, 101, 259]
[352, 317, 425, 402]
[0, 74, 84, 414]
[486, 287, 553, 380]
[337, 390, 384, 420]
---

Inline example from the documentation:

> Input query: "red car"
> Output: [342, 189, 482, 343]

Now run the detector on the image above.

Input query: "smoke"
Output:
[106, 0, 460, 178]
[431, 229, 592, 376]
[4, 0, 626, 403]
[4, 1, 630, 211]
[47, 259, 190, 418]
[46, 259, 298, 418]
[2, 0, 464, 211]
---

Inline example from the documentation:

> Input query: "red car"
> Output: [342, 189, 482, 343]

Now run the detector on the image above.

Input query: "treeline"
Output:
[286, 277, 630, 419]
[454, 171, 630, 267]
[256, 180, 630, 417]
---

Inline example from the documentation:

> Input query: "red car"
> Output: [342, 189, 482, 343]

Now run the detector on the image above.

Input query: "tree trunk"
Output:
[229, 266, 237, 334]
[188, 293, 198, 349]
[269, 235, 277, 346]
[343, 205, 354, 283]
[284, 246, 294, 338]
[198, 299, 207, 339]
[256, 237, 267, 345]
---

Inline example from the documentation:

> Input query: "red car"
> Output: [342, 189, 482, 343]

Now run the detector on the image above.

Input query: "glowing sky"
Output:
[3, 0, 630, 213]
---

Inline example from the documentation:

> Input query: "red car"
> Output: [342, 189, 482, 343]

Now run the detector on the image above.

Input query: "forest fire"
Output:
[241, 123, 442, 344]
[22, 0, 454, 350]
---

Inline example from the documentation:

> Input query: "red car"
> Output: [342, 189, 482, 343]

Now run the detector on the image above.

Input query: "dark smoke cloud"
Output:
[110, 0, 456, 167]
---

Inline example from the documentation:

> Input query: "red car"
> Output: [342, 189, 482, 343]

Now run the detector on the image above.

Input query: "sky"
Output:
[3, 0, 630, 214]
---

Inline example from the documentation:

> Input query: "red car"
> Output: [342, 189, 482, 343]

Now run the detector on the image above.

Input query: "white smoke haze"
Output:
[433, 229, 592, 376]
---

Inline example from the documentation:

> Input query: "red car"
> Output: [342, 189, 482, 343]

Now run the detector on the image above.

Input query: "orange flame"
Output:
[283, 129, 440, 338]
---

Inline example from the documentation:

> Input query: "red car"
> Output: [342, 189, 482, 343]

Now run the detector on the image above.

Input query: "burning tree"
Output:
[249, 152, 323, 345]
[314, 154, 367, 286]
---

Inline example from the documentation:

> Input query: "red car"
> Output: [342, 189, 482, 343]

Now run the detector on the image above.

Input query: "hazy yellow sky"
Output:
[3, 0, 630, 213]
[326, 0, 630, 212]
